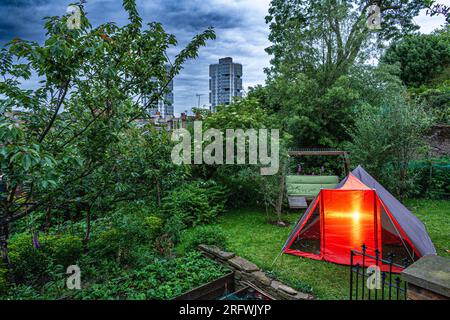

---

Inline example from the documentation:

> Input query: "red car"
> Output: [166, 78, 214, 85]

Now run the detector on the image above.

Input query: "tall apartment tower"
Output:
[158, 77, 174, 117]
[209, 57, 243, 112]
[143, 65, 174, 118]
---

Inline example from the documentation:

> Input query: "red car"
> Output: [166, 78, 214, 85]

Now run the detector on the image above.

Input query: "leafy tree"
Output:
[263, 0, 426, 149]
[266, 0, 425, 84]
[382, 27, 450, 87]
[0, 0, 215, 277]
[346, 98, 434, 198]
[202, 98, 290, 222]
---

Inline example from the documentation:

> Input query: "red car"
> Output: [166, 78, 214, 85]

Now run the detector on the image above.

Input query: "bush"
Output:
[91, 203, 163, 260]
[346, 100, 433, 197]
[91, 228, 125, 260]
[7, 232, 83, 285]
[91, 213, 163, 263]
[161, 212, 186, 245]
[0, 264, 8, 296]
[44, 235, 83, 267]
[161, 180, 228, 229]
[144, 215, 164, 239]
[178, 225, 227, 253]
[8, 233, 51, 285]
[410, 157, 450, 199]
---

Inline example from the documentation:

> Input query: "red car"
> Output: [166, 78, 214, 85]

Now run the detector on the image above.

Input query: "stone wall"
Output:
[427, 125, 450, 157]
[198, 244, 314, 300]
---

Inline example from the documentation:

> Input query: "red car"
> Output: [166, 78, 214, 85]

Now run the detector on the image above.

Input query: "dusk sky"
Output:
[0, 0, 447, 115]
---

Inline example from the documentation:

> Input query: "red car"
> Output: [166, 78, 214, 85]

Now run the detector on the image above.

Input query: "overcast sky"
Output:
[0, 0, 447, 115]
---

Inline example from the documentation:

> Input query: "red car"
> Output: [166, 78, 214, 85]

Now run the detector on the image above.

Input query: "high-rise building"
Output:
[143, 65, 174, 118]
[209, 57, 243, 112]
[158, 77, 174, 117]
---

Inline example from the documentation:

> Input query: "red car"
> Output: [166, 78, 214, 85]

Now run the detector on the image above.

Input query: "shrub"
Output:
[126, 245, 158, 268]
[0, 264, 8, 296]
[178, 225, 227, 253]
[8, 233, 51, 284]
[409, 157, 450, 199]
[161, 180, 228, 230]
[8, 232, 83, 285]
[346, 100, 433, 197]
[91, 228, 125, 260]
[144, 215, 164, 239]
[44, 235, 83, 267]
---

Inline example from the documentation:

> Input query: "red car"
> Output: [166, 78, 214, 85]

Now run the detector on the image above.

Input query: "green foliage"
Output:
[161, 181, 228, 239]
[266, 0, 424, 82]
[90, 202, 162, 262]
[0, 0, 215, 278]
[8, 233, 51, 284]
[0, 263, 7, 296]
[7, 232, 82, 285]
[408, 80, 450, 124]
[144, 215, 164, 239]
[346, 99, 434, 197]
[67, 252, 228, 300]
[178, 225, 227, 253]
[91, 228, 124, 260]
[382, 28, 450, 87]
[409, 157, 450, 199]
[44, 235, 83, 267]
[204, 98, 272, 130]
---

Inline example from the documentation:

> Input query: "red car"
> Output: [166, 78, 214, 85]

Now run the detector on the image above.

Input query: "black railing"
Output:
[349, 244, 410, 300]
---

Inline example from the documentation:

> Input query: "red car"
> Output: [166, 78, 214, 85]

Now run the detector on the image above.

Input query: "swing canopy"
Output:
[283, 166, 436, 271]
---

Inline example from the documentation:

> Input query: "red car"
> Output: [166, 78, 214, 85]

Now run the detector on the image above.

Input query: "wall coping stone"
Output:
[402, 255, 450, 298]
[198, 245, 314, 300]
[228, 256, 259, 272]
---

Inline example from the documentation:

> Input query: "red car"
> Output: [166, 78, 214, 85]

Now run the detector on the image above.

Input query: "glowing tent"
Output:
[283, 166, 436, 271]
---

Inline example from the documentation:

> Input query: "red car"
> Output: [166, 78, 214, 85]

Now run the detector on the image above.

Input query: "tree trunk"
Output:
[156, 179, 161, 207]
[0, 222, 14, 282]
[276, 162, 287, 223]
[83, 206, 91, 252]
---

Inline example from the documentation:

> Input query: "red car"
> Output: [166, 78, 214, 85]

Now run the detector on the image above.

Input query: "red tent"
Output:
[283, 166, 436, 272]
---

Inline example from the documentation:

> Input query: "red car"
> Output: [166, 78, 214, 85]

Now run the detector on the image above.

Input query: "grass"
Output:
[217, 199, 449, 300]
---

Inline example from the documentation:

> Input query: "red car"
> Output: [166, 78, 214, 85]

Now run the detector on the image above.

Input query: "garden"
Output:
[0, 1, 449, 301]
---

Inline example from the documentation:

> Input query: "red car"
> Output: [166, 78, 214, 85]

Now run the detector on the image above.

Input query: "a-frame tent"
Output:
[283, 166, 436, 271]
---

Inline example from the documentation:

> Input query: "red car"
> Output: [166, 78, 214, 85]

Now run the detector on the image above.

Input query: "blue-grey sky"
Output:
[0, 0, 447, 115]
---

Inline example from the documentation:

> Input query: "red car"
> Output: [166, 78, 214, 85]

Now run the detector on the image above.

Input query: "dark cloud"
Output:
[1, 0, 272, 113]
[2, 0, 441, 114]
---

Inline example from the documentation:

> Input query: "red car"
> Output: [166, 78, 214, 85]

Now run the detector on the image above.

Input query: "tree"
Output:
[266, 0, 425, 84]
[0, 0, 215, 276]
[382, 27, 450, 87]
[346, 98, 434, 198]
[262, 0, 425, 149]
[201, 98, 291, 223]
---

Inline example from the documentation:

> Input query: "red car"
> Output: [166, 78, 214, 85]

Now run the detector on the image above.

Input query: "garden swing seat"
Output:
[286, 149, 350, 209]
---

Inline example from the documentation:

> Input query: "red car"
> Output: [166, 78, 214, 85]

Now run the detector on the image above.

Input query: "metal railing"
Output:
[349, 244, 410, 300]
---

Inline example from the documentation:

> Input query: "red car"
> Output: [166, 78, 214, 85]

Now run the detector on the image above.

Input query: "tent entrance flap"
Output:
[322, 190, 377, 265]
[288, 199, 321, 256]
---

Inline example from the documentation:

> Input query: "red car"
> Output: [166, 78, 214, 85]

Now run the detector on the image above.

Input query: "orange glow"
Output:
[323, 190, 376, 263]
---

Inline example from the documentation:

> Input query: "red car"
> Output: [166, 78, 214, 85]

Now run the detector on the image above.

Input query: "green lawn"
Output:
[217, 199, 449, 300]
